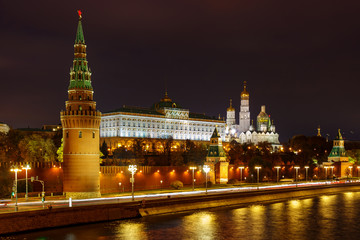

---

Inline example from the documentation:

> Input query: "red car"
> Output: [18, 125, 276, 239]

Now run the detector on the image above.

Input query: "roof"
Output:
[104, 105, 222, 121]
[211, 127, 221, 138]
[104, 106, 163, 116]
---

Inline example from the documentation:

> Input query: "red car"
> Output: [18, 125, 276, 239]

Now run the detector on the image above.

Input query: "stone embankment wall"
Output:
[2, 184, 360, 235]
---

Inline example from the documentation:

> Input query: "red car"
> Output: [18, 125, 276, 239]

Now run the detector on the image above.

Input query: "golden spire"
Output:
[317, 125, 321, 137]
[241, 81, 249, 99]
[227, 99, 235, 111]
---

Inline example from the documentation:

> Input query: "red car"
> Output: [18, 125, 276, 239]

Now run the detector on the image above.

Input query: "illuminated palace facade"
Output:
[225, 82, 280, 148]
[100, 93, 225, 150]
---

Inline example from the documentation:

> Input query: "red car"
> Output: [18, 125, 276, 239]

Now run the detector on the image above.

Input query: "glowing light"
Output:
[77, 10, 82, 19]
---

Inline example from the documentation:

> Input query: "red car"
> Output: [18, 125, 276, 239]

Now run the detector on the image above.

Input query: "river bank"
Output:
[1, 183, 360, 235]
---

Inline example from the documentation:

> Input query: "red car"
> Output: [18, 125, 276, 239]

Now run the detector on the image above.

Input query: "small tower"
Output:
[226, 99, 236, 126]
[239, 81, 250, 132]
[60, 11, 102, 199]
[205, 127, 229, 184]
[327, 129, 351, 178]
[317, 126, 322, 137]
[328, 129, 348, 162]
[257, 105, 270, 132]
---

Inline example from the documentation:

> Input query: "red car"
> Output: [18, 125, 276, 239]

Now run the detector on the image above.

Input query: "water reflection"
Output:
[115, 222, 147, 240]
[183, 212, 217, 240]
[12, 191, 360, 240]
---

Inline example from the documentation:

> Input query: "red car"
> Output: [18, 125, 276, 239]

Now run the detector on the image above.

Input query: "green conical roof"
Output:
[75, 20, 85, 44]
[68, 12, 93, 90]
[211, 127, 220, 138]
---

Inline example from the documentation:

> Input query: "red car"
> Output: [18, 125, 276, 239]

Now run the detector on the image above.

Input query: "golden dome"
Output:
[227, 99, 235, 111]
[160, 91, 172, 102]
[241, 81, 249, 99]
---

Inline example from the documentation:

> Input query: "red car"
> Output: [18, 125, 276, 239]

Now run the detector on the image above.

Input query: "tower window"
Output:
[79, 96, 82, 100]
[92, 131, 95, 138]
[79, 106, 82, 111]
[66, 131, 69, 138]
[79, 131, 82, 138]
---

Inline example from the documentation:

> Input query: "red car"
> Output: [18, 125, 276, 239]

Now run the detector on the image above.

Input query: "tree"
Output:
[57, 138, 64, 162]
[18, 134, 56, 162]
[100, 141, 109, 158]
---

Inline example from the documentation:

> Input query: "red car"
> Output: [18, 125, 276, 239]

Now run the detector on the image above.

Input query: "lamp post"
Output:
[22, 164, 31, 201]
[203, 165, 210, 194]
[330, 166, 334, 181]
[255, 166, 261, 190]
[160, 180, 163, 190]
[189, 166, 197, 191]
[239, 166, 244, 182]
[10, 166, 22, 212]
[128, 165, 137, 201]
[305, 166, 309, 182]
[275, 166, 280, 183]
[324, 166, 329, 181]
[294, 166, 300, 187]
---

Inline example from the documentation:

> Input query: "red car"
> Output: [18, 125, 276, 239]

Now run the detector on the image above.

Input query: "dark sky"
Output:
[1, 0, 359, 142]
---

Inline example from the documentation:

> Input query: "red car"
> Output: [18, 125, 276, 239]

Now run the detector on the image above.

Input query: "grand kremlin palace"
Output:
[100, 92, 226, 151]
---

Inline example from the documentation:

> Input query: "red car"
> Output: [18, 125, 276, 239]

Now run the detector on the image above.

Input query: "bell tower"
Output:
[239, 81, 250, 132]
[60, 11, 102, 199]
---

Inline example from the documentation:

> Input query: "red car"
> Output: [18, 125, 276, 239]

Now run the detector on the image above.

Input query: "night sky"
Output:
[1, 0, 359, 142]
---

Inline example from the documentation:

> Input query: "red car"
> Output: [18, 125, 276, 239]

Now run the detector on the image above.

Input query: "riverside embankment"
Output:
[2, 183, 360, 235]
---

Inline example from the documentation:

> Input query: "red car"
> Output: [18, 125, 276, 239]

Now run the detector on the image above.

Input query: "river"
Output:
[5, 191, 360, 240]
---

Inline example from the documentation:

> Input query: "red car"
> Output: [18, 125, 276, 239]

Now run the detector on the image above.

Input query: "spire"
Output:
[75, 10, 85, 44]
[241, 81, 249, 100]
[211, 126, 221, 138]
[69, 10, 93, 90]
[337, 129, 343, 140]
[317, 125, 322, 137]
[227, 99, 235, 111]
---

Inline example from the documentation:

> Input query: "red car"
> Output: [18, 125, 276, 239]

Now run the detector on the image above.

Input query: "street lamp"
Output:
[189, 166, 197, 191]
[255, 166, 261, 190]
[128, 165, 137, 201]
[305, 166, 309, 182]
[160, 180, 163, 190]
[22, 164, 31, 201]
[238, 166, 244, 182]
[10, 166, 22, 211]
[274, 166, 281, 183]
[294, 166, 300, 187]
[203, 165, 210, 194]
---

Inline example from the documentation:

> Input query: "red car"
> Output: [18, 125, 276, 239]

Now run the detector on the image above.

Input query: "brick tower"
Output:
[60, 11, 101, 199]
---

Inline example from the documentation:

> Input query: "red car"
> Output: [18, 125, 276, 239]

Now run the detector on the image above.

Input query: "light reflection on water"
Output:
[9, 192, 360, 240]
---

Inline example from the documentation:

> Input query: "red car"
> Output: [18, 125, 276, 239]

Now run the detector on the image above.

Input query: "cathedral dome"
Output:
[241, 81, 249, 100]
[227, 99, 235, 111]
[152, 92, 181, 111]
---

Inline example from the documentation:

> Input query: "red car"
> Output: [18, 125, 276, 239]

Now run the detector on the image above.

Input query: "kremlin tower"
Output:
[60, 11, 102, 199]
[239, 81, 250, 132]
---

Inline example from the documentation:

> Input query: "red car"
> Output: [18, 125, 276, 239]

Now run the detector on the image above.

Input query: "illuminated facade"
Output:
[225, 82, 280, 148]
[60, 12, 102, 199]
[0, 122, 10, 133]
[100, 92, 226, 145]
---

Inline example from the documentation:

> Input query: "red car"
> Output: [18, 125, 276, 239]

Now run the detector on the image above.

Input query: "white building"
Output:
[225, 82, 280, 148]
[0, 122, 10, 133]
[100, 92, 226, 142]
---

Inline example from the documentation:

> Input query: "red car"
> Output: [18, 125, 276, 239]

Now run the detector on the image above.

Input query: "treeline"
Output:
[100, 138, 208, 166]
[0, 130, 62, 163]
